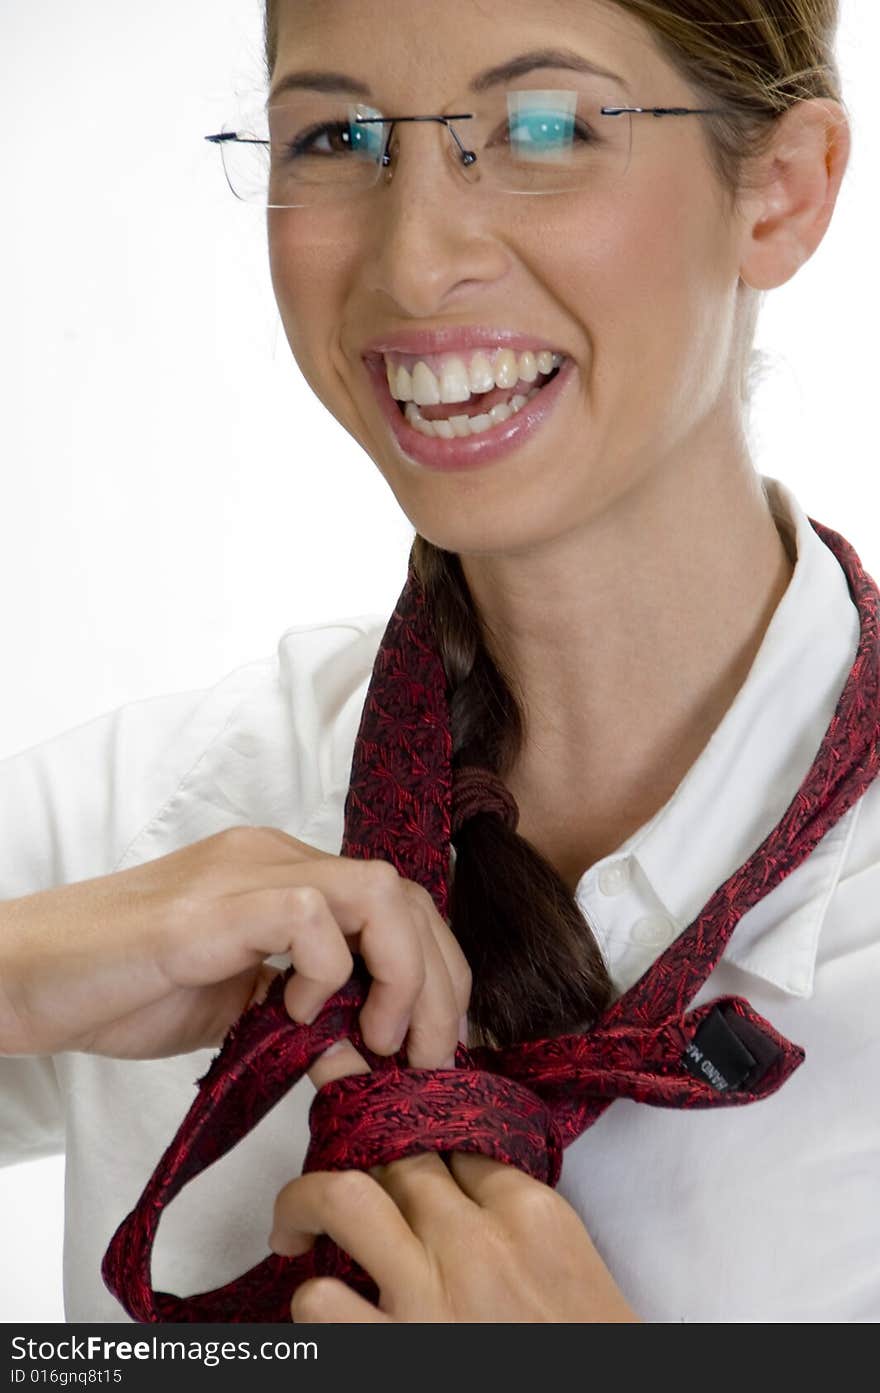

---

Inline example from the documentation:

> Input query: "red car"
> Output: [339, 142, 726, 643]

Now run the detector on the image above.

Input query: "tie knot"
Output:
[306, 1061, 562, 1172]
[451, 763, 519, 836]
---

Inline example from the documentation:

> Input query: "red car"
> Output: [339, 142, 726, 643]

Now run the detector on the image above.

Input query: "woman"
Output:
[1, 0, 876, 1322]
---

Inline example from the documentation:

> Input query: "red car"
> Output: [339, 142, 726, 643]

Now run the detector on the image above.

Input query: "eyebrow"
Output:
[268, 47, 631, 104]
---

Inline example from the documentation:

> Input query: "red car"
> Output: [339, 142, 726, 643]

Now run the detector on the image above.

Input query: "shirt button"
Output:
[598, 860, 631, 896]
[631, 913, 677, 947]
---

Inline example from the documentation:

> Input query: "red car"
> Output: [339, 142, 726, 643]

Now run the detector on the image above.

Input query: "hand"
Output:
[269, 1048, 642, 1324]
[270, 1152, 641, 1323]
[0, 825, 470, 1065]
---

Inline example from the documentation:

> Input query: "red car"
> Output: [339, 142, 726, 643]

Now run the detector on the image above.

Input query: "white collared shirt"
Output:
[1, 475, 878, 1323]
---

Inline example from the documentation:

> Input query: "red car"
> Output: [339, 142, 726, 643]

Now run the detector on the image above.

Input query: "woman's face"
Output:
[267, 0, 751, 556]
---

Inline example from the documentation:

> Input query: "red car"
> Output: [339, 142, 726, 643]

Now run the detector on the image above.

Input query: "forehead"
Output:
[272, 0, 666, 99]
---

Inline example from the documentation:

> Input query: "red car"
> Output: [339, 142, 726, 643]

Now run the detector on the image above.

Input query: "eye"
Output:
[285, 121, 383, 159]
[505, 112, 598, 148]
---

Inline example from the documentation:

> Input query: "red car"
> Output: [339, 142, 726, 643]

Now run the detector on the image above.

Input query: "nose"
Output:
[363, 117, 509, 317]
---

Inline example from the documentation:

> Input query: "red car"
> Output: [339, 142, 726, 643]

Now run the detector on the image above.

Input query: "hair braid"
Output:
[410, 534, 613, 1049]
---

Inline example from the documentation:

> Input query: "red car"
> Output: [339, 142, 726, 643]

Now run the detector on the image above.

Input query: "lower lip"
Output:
[364, 354, 576, 473]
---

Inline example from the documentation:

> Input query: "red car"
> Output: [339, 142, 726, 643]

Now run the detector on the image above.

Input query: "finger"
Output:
[447, 1153, 610, 1280]
[278, 887, 355, 1025]
[446, 1151, 539, 1213]
[307, 1038, 371, 1091]
[236, 859, 428, 1057]
[413, 886, 473, 1020]
[218, 858, 444, 1059]
[389, 884, 472, 1069]
[343, 863, 432, 1056]
[270, 1170, 423, 1293]
[377, 897, 458, 1069]
[216, 883, 354, 1026]
[368, 1151, 469, 1238]
[290, 1277, 391, 1324]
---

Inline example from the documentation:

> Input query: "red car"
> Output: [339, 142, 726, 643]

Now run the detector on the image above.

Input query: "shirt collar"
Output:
[599, 474, 861, 998]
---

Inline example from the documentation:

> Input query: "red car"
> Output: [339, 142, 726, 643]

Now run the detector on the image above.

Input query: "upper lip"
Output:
[360, 325, 567, 360]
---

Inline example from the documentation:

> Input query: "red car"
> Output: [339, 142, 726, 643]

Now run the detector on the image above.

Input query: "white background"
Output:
[0, 0, 877, 1322]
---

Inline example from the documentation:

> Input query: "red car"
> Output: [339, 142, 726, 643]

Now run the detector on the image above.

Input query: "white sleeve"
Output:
[0, 664, 272, 1168]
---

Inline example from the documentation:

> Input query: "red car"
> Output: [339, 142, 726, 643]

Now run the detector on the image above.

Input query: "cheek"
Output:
[555, 171, 737, 423]
[267, 213, 353, 384]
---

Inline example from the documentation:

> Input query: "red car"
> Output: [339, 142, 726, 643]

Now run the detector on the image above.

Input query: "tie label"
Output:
[680, 1006, 759, 1092]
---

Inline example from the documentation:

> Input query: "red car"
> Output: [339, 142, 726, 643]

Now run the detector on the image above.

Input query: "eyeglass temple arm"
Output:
[601, 105, 727, 117]
[205, 132, 246, 144]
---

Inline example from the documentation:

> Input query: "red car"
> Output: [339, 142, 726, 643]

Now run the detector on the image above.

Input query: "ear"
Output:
[738, 99, 851, 291]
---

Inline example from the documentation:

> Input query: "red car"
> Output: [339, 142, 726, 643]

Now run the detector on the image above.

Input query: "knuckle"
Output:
[453, 957, 473, 1001]
[254, 823, 299, 846]
[287, 884, 326, 917]
[402, 879, 433, 911]
[370, 938, 423, 996]
[326, 1168, 376, 1210]
[219, 823, 263, 850]
[356, 858, 401, 898]
[512, 1184, 560, 1226]
[218, 823, 303, 854]
[281, 884, 328, 923]
[291, 1278, 337, 1320]
[270, 1176, 299, 1228]
[320, 951, 355, 995]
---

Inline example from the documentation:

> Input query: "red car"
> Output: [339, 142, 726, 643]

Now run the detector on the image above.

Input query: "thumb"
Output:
[203, 963, 282, 1050]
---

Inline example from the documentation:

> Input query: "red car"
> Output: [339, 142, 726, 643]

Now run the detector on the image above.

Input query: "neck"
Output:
[457, 445, 795, 881]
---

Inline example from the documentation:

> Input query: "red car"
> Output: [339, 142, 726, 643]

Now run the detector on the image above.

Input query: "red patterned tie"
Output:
[102, 518, 880, 1322]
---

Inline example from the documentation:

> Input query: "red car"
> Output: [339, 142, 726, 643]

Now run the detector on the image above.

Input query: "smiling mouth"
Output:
[381, 345, 568, 437]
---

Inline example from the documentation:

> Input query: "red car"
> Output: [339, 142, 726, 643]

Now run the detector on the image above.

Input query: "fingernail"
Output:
[319, 1040, 346, 1059]
[441, 1053, 456, 1070]
[458, 1014, 469, 1045]
[286, 992, 320, 1025]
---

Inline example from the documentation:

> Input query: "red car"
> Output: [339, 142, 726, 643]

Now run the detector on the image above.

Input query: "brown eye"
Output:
[287, 121, 382, 160]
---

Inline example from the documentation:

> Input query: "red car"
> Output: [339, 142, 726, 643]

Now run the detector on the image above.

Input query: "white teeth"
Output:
[411, 361, 441, 406]
[518, 351, 539, 383]
[439, 356, 472, 404]
[468, 352, 496, 394]
[385, 349, 564, 403]
[492, 349, 520, 390]
[395, 362, 414, 401]
[469, 413, 493, 433]
[403, 387, 541, 439]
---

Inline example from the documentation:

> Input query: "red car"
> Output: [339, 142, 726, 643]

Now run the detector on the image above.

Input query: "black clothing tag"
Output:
[680, 1005, 767, 1092]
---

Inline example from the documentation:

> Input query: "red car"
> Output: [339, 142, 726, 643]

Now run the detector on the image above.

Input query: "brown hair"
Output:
[262, 2, 844, 1048]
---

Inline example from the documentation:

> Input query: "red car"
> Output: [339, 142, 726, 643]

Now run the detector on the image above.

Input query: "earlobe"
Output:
[738, 99, 851, 293]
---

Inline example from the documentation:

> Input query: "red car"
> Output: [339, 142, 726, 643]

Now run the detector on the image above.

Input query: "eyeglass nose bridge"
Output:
[355, 113, 479, 181]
